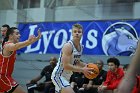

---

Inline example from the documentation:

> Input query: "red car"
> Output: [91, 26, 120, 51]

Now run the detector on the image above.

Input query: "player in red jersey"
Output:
[117, 41, 140, 93]
[0, 27, 41, 93]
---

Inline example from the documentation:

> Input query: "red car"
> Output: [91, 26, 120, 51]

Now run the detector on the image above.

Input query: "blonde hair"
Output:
[72, 24, 83, 29]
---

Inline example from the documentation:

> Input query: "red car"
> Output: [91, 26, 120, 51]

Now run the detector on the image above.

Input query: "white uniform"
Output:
[51, 40, 83, 93]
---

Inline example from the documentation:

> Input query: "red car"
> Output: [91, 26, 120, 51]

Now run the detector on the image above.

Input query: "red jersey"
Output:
[0, 42, 18, 92]
[103, 68, 124, 90]
[132, 76, 140, 93]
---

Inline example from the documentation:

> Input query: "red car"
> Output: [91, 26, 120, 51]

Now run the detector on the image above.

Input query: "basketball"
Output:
[84, 63, 99, 79]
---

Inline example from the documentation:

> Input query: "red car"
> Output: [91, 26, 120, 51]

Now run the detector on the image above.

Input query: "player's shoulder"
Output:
[3, 42, 14, 48]
[63, 42, 72, 49]
[62, 42, 73, 54]
[4, 42, 14, 46]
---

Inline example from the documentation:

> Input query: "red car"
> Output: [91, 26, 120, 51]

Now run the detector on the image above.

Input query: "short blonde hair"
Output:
[72, 24, 83, 29]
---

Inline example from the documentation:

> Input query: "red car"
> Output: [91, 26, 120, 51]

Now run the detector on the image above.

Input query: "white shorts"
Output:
[51, 74, 70, 93]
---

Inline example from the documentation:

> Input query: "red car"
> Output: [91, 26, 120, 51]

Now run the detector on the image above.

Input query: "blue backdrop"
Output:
[18, 20, 140, 56]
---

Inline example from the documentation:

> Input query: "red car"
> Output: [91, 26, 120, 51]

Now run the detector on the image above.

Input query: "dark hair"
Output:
[2, 27, 17, 47]
[2, 24, 10, 30]
[100, 60, 104, 65]
[123, 64, 129, 70]
[96, 60, 104, 66]
[107, 57, 120, 67]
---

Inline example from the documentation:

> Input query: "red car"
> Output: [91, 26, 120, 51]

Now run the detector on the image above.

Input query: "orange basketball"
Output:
[84, 63, 99, 79]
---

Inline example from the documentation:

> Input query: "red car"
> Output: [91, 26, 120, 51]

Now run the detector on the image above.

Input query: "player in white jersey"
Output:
[51, 24, 93, 93]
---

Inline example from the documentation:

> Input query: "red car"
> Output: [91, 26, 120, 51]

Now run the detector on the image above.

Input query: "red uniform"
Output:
[132, 76, 140, 93]
[0, 42, 18, 92]
[103, 68, 124, 90]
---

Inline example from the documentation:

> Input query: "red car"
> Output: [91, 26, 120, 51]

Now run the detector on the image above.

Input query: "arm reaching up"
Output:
[4, 28, 42, 51]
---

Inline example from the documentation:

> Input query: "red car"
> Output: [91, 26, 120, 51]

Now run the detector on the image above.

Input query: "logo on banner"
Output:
[102, 22, 139, 56]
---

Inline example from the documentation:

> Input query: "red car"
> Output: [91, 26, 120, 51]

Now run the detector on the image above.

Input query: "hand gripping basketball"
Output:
[84, 63, 99, 79]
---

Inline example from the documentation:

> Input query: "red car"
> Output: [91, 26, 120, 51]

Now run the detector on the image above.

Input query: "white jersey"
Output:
[51, 40, 83, 92]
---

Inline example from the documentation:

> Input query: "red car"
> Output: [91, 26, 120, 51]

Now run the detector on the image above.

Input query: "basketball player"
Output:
[0, 27, 41, 93]
[51, 24, 93, 93]
[117, 41, 140, 93]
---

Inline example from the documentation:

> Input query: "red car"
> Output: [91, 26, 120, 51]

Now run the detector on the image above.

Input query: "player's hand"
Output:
[36, 28, 42, 40]
[28, 28, 42, 44]
[82, 66, 94, 78]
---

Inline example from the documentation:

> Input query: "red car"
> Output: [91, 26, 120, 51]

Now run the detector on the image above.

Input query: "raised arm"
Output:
[5, 29, 41, 51]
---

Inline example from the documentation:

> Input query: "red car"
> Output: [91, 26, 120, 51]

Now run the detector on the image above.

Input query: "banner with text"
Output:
[18, 20, 140, 56]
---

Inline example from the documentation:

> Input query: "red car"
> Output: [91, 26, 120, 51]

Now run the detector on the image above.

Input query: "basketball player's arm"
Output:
[117, 41, 140, 93]
[76, 60, 86, 67]
[5, 30, 41, 51]
[62, 43, 92, 75]
[62, 43, 83, 72]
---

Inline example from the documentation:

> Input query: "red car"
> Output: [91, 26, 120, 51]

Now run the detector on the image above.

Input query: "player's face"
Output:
[72, 27, 83, 40]
[1, 27, 8, 37]
[11, 29, 21, 43]
[108, 62, 117, 72]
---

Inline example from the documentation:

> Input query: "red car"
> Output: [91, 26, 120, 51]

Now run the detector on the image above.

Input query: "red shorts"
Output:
[0, 75, 18, 92]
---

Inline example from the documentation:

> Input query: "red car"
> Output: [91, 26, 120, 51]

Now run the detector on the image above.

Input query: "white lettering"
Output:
[69, 29, 72, 40]
[54, 29, 68, 48]
[24, 26, 98, 54]
[86, 29, 97, 49]
[43, 30, 55, 53]
[25, 25, 41, 53]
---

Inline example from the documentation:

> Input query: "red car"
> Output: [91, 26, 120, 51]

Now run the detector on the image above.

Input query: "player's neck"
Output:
[72, 40, 81, 52]
[72, 40, 80, 46]
[8, 40, 14, 43]
[72, 38, 80, 43]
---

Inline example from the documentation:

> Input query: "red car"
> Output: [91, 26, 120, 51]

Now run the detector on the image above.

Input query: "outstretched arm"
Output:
[5, 29, 41, 51]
